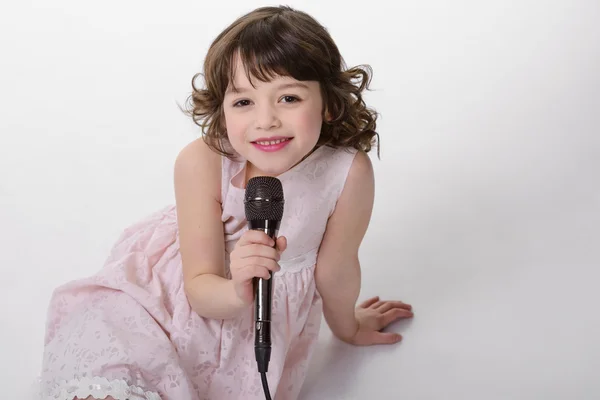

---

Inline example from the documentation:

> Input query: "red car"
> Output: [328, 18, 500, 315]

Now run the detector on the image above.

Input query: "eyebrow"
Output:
[225, 82, 310, 95]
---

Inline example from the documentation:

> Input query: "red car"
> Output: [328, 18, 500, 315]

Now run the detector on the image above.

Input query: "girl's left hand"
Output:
[349, 296, 414, 346]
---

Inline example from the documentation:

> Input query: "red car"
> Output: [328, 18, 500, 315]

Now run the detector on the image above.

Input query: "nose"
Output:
[254, 103, 281, 130]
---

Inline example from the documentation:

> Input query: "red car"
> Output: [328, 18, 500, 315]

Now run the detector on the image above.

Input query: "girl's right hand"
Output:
[229, 230, 287, 305]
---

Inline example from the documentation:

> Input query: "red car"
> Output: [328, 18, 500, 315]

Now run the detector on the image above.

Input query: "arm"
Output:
[315, 150, 375, 343]
[174, 139, 246, 319]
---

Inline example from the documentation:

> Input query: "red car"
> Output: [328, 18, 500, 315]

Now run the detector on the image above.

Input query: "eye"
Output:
[233, 99, 251, 107]
[280, 95, 300, 103]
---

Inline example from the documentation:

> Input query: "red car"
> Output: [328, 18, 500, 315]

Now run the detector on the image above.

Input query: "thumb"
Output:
[370, 331, 402, 345]
[276, 236, 287, 253]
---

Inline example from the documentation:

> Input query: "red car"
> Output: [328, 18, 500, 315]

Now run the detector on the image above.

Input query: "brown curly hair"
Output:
[180, 5, 380, 158]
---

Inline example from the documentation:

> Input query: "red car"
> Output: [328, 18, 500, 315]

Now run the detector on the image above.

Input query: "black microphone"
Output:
[244, 176, 284, 399]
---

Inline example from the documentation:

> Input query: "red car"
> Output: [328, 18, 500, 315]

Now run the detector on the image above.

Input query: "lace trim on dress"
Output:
[42, 376, 161, 400]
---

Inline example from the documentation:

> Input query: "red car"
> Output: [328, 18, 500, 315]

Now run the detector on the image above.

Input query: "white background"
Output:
[1, 0, 599, 399]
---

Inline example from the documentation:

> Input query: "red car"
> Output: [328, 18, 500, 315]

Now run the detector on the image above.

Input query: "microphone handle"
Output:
[248, 219, 280, 373]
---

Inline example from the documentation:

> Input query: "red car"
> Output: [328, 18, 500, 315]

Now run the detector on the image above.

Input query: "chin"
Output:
[249, 159, 294, 177]
[239, 139, 318, 177]
[246, 150, 302, 175]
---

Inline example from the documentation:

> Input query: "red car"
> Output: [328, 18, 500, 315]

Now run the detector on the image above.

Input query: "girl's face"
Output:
[223, 53, 324, 179]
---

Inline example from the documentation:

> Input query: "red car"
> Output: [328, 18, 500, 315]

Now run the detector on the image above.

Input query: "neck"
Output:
[244, 146, 319, 185]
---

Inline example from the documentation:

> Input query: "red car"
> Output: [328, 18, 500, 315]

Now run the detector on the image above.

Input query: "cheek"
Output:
[293, 108, 323, 134]
[224, 112, 247, 142]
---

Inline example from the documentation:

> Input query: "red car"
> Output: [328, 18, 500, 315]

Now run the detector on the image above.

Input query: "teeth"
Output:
[256, 138, 288, 145]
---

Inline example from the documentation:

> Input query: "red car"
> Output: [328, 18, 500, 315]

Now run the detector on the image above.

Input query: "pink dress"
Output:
[39, 145, 358, 400]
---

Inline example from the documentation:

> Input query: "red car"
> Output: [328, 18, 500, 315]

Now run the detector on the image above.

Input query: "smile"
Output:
[255, 138, 288, 145]
[251, 137, 293, 152]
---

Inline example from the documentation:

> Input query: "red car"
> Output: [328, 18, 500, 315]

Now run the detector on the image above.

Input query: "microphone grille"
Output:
[244, 176, 284, 221]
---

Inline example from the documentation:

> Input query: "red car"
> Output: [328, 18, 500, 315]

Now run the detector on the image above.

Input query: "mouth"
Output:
[250, 136, 293, 152]
[251, 136, 292, 145]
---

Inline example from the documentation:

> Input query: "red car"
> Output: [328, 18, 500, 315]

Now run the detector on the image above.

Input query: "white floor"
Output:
[2, 1, 599, 399]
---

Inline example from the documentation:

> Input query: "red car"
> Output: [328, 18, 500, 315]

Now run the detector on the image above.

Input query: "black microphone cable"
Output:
[261, 371, 272, 400]
[257, 339, 272, 400]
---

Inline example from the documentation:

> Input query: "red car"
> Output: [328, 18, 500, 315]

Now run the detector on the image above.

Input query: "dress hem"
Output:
[38, 376, 161, 400]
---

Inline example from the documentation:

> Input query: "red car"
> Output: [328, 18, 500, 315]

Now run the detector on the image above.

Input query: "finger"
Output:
[369, 331, 402, 345]
[233, 265, 270, 281]
[377, 301, 413, 313]
[381, 308, 414, 327]
[372, 301, 383, 309]
[245, 257, 281, 272]
[239, 230, 275, 247]
[276, 236, 287, 253]
[246, 265, 271, 280]
[359, 296, 379, 308]
[238, 244, 281, 260]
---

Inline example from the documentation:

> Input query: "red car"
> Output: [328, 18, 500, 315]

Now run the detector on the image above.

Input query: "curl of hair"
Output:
[181, 72, 232, 156]
[319, 64, 379, 158]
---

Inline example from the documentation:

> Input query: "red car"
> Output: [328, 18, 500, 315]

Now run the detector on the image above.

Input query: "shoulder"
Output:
[324, 149, 374, 245]
[330, 146, 371, 182]
[174, 137, 222, 202]
[313, 146, 371, 201]
[329, 148, 374, 210]
[336, 149, 374, 214]
[174, 137, 221, 172]
[346, 149, 374, 186]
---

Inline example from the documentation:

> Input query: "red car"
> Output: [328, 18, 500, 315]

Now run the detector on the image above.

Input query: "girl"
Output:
[39, 5, 413, 400]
